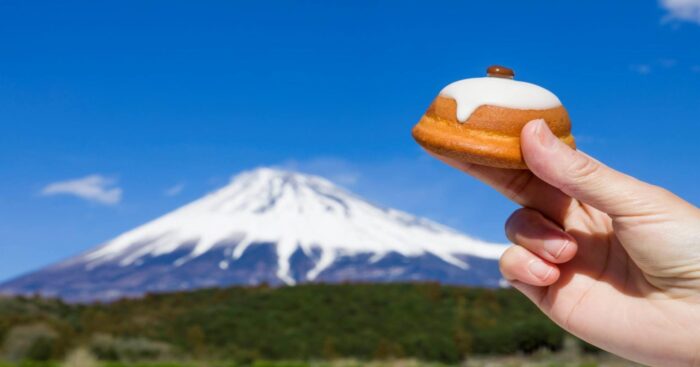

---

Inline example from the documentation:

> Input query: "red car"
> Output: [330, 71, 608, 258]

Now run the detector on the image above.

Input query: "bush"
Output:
[471, 318, 564, 355]
[89, 334, 172, 361]
[89, 334, 119, 361]
[1, 323, 59, 361]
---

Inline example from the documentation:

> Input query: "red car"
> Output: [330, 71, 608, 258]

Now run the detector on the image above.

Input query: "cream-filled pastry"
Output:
[412, 65, 575, 169]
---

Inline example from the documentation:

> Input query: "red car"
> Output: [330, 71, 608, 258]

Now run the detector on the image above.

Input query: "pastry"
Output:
[412, 65, 576, 169]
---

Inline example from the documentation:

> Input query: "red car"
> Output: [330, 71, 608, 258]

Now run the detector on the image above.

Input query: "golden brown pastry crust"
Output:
[412, 96, 576, 169]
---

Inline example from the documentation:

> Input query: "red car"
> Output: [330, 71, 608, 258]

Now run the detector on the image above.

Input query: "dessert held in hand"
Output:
[412, 65, 575, 169]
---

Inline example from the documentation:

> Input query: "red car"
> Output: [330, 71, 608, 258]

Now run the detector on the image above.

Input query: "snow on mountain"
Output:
[0, 167, 509, 301]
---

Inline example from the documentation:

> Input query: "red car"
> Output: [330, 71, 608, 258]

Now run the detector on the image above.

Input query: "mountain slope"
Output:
[0, 168, 509, 301]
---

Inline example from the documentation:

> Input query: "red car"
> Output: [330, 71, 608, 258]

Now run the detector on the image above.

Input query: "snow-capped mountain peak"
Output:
[1, 167, 509, 301]
[81, 167, 506, 285]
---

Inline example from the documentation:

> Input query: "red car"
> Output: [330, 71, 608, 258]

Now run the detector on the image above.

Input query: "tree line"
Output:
[0, 283, 598, 363]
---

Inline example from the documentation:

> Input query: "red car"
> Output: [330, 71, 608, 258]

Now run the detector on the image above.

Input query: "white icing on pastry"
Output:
[439, 77, 562, 122]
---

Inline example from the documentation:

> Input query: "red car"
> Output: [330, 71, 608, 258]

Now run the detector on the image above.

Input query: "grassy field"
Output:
[0, 355, 644, 367]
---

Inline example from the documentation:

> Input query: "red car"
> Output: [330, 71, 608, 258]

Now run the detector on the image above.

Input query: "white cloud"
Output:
[630, 64, 652, 74]
[41, 175, 122, 205]
[660, 0, 700, 24]
[164, 183, 185, 196]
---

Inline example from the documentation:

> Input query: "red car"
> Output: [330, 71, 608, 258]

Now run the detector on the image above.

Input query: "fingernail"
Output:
[528, 260, 553, 280]
[544, 239, 569, 259]
[534, 119, 557, 148]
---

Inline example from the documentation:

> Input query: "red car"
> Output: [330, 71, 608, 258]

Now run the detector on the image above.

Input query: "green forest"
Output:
[0, 283, 599, 364]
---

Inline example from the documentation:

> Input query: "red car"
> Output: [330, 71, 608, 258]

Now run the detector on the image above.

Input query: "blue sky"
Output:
[2, 0, 700, 282]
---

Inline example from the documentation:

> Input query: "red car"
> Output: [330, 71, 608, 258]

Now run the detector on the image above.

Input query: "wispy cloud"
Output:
[41, 175, 122, 205]
[164, 183, 185, 197]
[630, 59, 700, 75]
[660, 0, 700, 25]
[630, 64, 652, 75]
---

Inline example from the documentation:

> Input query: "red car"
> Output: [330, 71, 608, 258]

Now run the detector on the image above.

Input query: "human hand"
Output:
[431, 119, 700, 366]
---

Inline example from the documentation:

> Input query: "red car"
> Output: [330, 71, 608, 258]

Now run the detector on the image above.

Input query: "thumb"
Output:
[521, 119, 665, 217]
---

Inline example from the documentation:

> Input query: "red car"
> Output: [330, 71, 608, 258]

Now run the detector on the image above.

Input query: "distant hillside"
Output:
[0, 283, 595, 363]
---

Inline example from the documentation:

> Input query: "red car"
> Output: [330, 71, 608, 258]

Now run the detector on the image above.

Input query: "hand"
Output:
[431, 119, 700, 366]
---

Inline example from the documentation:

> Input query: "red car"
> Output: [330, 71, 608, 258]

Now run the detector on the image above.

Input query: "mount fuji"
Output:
[0, 167, 509, 302]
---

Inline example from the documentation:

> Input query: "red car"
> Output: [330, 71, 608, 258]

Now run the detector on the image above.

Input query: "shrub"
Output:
[1, 323, 58, 361]
[88, 334, 172, 361]
[89, 334, 119, 361]
[471, 318, 564, 355]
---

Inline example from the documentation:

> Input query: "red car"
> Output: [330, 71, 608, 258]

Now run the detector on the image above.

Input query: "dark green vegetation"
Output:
[0, 284, 597, 363]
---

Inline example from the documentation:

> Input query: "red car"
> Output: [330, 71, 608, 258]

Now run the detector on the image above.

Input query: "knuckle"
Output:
[560, 153, 602, 195]
[565, 153, 601, 181]
[649, 184, 676, 201]
[503, 171, 535, 203]
[641, 184, 684, 213]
